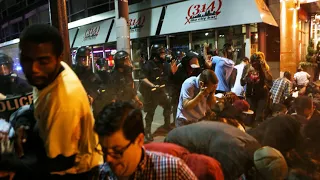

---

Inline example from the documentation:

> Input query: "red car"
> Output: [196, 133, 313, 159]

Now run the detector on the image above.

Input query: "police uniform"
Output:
[73, 47, 103, 103]
[0, 54, 32, 97]
[140, 45, 171, 141]
[0, 53, 32, 120]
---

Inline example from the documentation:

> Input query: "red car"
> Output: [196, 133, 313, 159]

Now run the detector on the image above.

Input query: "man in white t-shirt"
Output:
[231, 57, 249, 97]
[294, 68, 310, 87]
[19, 24, 103, 178]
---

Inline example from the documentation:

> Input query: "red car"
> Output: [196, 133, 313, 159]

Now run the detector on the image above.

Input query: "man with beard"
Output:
[108, 51, 143, 108]
[139, 44, 172, 141]
[18, 24, 103, 179]
[168, 50, 202, 123]
[0, 53, 32, 100]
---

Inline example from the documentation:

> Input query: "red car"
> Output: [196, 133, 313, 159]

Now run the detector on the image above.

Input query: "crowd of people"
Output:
[0, 24, 319, 179]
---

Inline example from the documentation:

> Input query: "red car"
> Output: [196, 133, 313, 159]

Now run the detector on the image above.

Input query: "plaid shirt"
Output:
[270, 77, 292, 104]
[99, 148, 197, 180]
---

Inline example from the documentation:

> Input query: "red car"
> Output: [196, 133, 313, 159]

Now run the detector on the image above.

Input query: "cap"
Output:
[254, 146, 288, 180]
[233, 100, 254, 115]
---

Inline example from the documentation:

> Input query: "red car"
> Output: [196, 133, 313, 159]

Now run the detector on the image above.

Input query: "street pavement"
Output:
[144, 106, 172, 143]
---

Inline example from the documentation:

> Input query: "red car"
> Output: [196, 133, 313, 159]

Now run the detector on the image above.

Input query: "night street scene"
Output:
[0, 0, 320, 179]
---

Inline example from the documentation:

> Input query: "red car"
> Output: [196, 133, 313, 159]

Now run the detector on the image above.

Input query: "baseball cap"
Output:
[232, 100, 254, 115]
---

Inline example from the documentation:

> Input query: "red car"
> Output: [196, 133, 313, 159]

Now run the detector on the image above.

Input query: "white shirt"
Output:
[33, 61, 103, 174]
[294, 71, 310, 86]
[231, 63, 246, 96]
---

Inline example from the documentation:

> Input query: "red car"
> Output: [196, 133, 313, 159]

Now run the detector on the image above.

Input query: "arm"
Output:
[177, 159, 198, 180]
[182, 82, 207, 110]
[240, 64, 250, 86]
[206, 92, 217, 110]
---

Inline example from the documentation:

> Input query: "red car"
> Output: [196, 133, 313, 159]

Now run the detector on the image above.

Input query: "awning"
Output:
[68, 28, 78, 47]
[73, 19, 112, 47]
[160, 0, 278, 35]
[108, 7, 163, 42]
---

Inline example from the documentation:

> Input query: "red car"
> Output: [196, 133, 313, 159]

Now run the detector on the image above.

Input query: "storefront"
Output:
[0, 0, 278, 78]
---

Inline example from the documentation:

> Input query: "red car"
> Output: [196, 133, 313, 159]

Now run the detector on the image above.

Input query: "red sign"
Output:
[129, 16, 146, 32]
[84, 26, 100, 39]
[185, 0, 222, 25]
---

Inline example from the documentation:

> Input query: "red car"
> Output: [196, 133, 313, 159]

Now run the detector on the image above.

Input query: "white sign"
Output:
[160, 0, 278, 35]
[68, 28, 78, 47]
[108, 7, 162, 42]
[73, 20, 112, 47]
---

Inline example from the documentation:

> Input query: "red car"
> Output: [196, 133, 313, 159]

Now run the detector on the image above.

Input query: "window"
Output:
[39, 9, 49, 23]
[70, 0, 85, 15]
[70, 11, 85, 22]
[129, 0, 143, 5]
[88, 2, 113, 17]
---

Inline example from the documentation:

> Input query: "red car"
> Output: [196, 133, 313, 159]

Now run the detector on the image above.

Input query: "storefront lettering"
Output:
[129, 16, 145, 32]
[84, 26, 100, 40]
[0, 94, 33, 113]
[185, 0, 222, 25]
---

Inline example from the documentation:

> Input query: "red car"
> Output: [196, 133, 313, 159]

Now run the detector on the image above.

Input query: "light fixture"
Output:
[205, 32, 209, 36]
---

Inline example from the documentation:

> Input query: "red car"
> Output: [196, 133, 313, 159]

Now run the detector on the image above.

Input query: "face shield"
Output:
[0, 64, 11, 76]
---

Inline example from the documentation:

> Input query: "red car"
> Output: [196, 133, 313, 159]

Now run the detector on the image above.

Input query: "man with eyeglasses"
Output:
[94, 101, 197, 180]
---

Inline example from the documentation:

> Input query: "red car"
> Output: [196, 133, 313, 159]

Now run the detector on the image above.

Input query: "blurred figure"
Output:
[94, 101, 197, 180]
[169, 50, 201, 123]
[241, 52, 273, 123]
[108, 51, 143, 108]
[19, 24, 103, 178]
[294, 67, 310, 89]
[231, 57, 249, 97]
[74, 46, 102, 101]
[292, 96, 314, 123]
[270, 103, 288, 118]
[176, 69, 218, 127]
[165, 121, 261, 180]
[95, 57, 109, 84]
[270, 71, 292, 105]
[0, 53, 32, 100]
[139, 44, 172, 141]
[211, 43, 235, 93]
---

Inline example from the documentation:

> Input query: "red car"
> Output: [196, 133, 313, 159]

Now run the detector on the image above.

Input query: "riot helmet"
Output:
[75, 47, 91, 68]
[173, 50, 186, 61]
[0, 53, 14, 82]
[96, 58, 108, 72]
[114, 51, 133, 74]
[150, 44, 165, 62]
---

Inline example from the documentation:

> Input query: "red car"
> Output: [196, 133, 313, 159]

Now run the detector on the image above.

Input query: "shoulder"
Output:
[146, 150, 185, 168]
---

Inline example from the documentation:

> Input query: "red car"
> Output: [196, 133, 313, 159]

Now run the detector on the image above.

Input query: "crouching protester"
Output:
[165, 121, 289, 180]
[0, 105, 47, 180]
[176, 69, 218, 127]
[95, 101, 197, 180]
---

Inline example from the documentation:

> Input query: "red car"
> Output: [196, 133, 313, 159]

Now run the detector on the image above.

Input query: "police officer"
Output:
[140, 45, 172, 141]
[95, 57, 109, 84]
[74, 47, 102, 100]
[107, 51, 143, 109]
[0, 53, 32, 100]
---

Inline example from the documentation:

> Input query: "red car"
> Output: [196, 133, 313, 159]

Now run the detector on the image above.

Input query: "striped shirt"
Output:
[270, 77, 292, 104]
[99, 148, 197, 180]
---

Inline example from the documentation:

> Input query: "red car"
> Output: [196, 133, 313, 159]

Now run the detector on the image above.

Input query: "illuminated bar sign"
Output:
[160, 0, 278, 35]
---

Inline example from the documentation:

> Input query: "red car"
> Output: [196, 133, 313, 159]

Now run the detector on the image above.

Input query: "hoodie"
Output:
[211, 56, 235, 92]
